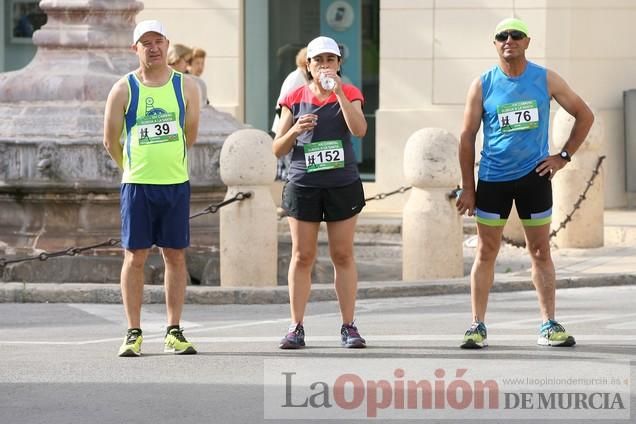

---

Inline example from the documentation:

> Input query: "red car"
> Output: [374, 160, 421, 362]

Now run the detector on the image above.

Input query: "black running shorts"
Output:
[475, 170, 552, 227]
[282, 179, 366, 222]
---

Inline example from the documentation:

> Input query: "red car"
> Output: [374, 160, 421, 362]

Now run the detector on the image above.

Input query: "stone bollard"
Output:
[402, 128, 463, 280]
[551, 106, 604, 248]
[219, 129, 278, 286]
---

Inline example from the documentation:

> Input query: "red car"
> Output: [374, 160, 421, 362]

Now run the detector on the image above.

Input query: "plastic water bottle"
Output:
[319, 74, 335, 91]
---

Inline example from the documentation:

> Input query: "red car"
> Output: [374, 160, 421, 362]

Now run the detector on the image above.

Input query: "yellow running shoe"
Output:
[118, 329, 143, 357]
[164, 328, 197, 355]
[460, 321, 488, 349]
[537, 320, 576, 347]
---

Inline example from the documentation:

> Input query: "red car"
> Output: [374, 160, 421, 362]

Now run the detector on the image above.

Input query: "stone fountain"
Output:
[0, 0, 242, 284]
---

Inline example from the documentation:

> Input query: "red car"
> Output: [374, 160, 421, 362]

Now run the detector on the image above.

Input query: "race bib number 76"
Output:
[497, 100, 539, 133]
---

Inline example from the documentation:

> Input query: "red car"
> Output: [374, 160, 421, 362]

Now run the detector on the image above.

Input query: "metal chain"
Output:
[0, 191, 251, 270]
[367, 186, 463, 201]
[358, 157, 477, 203]
[0, 238, 120, 268]
[365, 186, 412, 201]
[447, 186, 462, 200]
[278, 185, 418, 219]
[189, 191, 251, 219]
[502, 155, 606, 248]
[9, 158, 599, 268]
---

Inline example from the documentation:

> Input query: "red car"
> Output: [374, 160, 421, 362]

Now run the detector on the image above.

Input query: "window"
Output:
[10, 0, 47, 43]
[265, 0, 379, 179]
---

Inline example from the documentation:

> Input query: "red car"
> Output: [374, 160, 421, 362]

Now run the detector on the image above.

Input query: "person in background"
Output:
[103, 20, 201, 357]
[168, 44, 208, 105]
[272, 47, 308, 135]
[188, 47, 206, 77]
[456, 17, 594, 349]
[167, 43, 192, 73]
[273, 36, 367, 349]
[272, 47, 309, 180]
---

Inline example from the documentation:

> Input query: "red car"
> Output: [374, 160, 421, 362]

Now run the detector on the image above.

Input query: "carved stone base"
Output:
[0, 188, 225, 251]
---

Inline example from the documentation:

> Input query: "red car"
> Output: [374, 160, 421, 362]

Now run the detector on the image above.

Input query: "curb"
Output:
[1, 274, 634, 304]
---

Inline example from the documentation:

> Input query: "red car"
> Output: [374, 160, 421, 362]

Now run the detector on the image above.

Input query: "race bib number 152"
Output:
[304, 140, 345, 173]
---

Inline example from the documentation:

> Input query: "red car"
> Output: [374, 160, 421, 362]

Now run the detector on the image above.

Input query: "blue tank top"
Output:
[479, 62, 550, 182]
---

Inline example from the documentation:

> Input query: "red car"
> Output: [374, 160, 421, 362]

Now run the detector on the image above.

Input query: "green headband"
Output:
[494, 18, 529, 37]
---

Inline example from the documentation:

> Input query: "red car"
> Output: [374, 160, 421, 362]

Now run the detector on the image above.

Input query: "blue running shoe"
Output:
[460, 321, 487, 349]
[341, 322, 366, 348]
[537, 319, 576, 347]
[279, 323, 305, 349]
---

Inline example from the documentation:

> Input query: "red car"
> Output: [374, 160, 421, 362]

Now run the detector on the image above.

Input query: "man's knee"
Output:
[475, 235, 501, 262]
[161, 248, 186, 267]
[124, 249, 149, 269]
[527, 242, 551, 262]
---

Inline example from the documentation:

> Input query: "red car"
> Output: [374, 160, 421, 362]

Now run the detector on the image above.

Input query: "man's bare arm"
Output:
[548, 69, 594, 156]
[103, 79, 128, 169]
[457, 77, 483, 216]
[183, 77, 201, 149]
[535, 70, 594, 178]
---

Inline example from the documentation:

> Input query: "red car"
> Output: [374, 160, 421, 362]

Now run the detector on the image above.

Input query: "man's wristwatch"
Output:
[559, 150, 571, 162]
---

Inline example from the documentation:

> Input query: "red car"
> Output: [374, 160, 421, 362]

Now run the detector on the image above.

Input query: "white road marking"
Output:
[159, 334, 636, 343]
[356, 297, 465, 311]
[487, 314, 620, 329]
[1, 311, 339, 345]
[5, 334, 636, 345]
[7, 296, 635, 346]
[68, 303, 201, 331]
[606, 322, 636, 330]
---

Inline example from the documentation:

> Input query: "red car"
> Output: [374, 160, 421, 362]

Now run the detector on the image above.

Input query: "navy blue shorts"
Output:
[120, 182, 190, 249]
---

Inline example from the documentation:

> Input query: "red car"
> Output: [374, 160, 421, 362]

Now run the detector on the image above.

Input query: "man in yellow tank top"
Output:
[103, 20, 201, 357]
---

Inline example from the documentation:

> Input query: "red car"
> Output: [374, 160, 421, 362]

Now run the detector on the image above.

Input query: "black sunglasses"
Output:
[494, 30, 526, 42]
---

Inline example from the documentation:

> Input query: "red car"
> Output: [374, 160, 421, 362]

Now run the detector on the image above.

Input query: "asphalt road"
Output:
[1, 286, 634, 423]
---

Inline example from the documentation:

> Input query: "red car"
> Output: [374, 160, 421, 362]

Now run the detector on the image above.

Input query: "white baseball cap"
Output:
[306, 36, 341, 58]
[133, 20, 167, 44]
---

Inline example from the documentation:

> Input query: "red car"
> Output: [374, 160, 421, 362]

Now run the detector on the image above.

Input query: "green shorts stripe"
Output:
[475, 216, 507, 227]
[521, 216, 552, 227]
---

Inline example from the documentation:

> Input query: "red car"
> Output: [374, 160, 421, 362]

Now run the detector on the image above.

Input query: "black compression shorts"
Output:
[475, 170, 552, 227]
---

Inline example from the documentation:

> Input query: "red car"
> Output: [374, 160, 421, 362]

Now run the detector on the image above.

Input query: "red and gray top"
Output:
[280, 84, 364, 188]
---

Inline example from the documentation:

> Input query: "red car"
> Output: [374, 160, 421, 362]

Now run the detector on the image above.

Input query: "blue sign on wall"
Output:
[320, 0, 363, 162]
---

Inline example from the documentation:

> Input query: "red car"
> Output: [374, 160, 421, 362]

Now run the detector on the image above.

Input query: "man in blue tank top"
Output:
[456, 18, 594, 349]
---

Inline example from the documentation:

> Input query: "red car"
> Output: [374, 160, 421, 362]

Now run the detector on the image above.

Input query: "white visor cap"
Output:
[306, 36, 341, 58]
[133, 20, 167, 44]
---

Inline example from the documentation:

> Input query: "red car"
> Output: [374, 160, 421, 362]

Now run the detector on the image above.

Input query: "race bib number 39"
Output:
[304, 140, 345, 173]
[137, 113, 179, 145]
[497, 100, 539, 133]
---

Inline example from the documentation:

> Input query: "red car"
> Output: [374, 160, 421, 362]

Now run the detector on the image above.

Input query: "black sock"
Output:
[128, 328, 142, 334]
[166, 324, 180, 335]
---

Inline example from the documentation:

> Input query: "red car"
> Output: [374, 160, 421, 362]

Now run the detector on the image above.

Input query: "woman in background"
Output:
[167, 44, 192, 73]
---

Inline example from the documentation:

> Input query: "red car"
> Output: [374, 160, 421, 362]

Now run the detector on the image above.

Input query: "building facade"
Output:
[2, 0, 635, 210]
